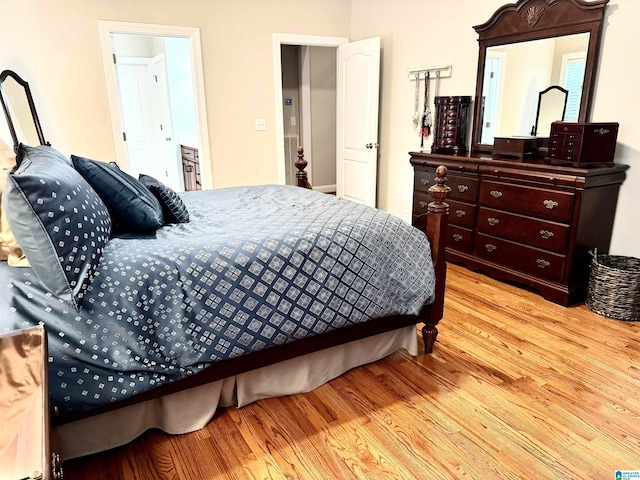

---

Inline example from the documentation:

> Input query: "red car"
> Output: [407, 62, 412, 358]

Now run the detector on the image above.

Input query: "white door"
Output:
[149, 54, 181, 191]
[336, 37, 380, 207]
[117, 61, 158, 177]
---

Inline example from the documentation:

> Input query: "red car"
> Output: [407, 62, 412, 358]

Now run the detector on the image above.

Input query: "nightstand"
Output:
[0, 326, 62, 480]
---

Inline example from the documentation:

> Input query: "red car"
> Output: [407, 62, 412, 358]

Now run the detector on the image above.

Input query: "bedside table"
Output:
[0, 326, 62, 480]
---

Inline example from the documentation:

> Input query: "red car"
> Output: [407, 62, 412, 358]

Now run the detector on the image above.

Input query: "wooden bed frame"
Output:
[0, 69, 451, 426]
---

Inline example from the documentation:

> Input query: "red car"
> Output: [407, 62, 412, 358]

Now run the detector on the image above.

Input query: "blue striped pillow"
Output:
[138, 174, 189, 224]
[71, 156, 164, 232]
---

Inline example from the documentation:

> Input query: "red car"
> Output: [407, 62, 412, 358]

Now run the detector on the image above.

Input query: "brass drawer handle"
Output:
[419, 201, 428, 208]
[490, 190, 503, 198]
[487, 217, 499, 226]
[457, 184, 469, 193]
[540, 230, 554, 240]
[452, 233, 463, 242]
[543, 199, 559, 210]
[455, 209, 466, 218]
[420, 178, 428, 185]
[537, 259, 551, 269]
[485, 244, 497, 252]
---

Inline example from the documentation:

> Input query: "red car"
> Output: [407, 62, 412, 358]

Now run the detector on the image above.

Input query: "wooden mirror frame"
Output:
[470, 0, 609, 155]
[0, 69, 48, 153]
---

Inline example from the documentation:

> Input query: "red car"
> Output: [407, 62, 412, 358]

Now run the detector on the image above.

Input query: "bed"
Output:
[0, 69, 450, 461]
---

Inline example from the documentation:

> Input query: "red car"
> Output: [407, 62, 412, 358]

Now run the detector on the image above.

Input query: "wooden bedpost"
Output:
[422, 165, 450, 353]
[295, 146, 312, 189]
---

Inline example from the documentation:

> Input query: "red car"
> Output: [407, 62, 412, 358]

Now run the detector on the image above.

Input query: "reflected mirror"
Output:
[532, 85, 567, 136]
[0, 70, 48, 152]
[471, 0, 609, 155]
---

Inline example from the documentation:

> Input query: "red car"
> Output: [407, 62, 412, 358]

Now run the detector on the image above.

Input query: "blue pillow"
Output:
[16, 143, 73, 168]
[139, 174, 189, 224]
[4, 150, 112, 308]
[71, 155, 164, 231]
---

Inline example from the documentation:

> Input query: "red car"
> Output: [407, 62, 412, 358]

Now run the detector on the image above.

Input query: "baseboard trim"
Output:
[314, 184, 337, 193]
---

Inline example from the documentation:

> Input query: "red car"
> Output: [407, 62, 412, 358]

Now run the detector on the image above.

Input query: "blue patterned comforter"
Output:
[0, 185, 435, 415]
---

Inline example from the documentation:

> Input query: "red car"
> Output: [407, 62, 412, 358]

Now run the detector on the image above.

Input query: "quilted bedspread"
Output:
[0, 185, 435, 415]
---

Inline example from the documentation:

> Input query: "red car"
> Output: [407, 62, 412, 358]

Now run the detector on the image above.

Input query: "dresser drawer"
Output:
[476, 233, 565, 282]
[414, 169, 435, 193]
[180, 145, 199, 161]
[448, 225, 474, 254]
[413, 191, 432, 215]
[479, 180, 574, 222]
[449, 174, 478, 203]
[448, 199, 476, 228]
[477, 207, 569, 253]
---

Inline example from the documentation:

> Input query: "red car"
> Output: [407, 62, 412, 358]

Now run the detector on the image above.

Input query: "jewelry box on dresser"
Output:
[431, 96, 471, 156]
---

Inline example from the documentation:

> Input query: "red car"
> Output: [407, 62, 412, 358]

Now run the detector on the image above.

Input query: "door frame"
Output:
[272, 34, 348, 186]
[98, 20, 212, 189]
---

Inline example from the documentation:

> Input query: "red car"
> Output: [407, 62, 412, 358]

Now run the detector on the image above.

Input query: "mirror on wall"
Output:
[471, 0, 609, 155]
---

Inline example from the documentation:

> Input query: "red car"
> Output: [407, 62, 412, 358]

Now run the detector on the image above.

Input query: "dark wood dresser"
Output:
[411, 152, 629, 306]
[0, 326, 62, 479]
[180, 144, 202, 191]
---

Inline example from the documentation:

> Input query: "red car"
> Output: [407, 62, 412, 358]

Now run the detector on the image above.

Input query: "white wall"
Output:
[0, 0, 351, 187]
[309, 46, 337, 189]
[0, 0, 637, 257]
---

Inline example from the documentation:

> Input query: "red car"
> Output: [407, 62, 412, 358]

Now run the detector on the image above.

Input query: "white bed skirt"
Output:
[56, 326, 418, 460]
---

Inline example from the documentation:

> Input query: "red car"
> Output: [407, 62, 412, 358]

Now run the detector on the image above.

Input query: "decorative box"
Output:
[492, 136, 540, 160]
[546, 122, 619, 167]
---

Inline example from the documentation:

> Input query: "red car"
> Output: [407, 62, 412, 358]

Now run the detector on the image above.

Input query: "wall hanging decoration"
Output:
[407, 65, 452, 152]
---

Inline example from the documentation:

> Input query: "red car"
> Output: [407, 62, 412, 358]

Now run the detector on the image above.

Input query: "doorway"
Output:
[98, 21, 212, 191]
[280, 44, 337, 193]
[273, 34, 381, 207]
[273, 34, 347, 193]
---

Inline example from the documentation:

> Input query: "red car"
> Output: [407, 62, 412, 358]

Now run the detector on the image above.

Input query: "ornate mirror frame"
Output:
[471, 0, 609, 155]
[0, 69, 48, 153]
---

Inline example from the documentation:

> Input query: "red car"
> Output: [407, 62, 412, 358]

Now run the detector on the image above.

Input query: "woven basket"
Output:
[586, 251, 640, 321]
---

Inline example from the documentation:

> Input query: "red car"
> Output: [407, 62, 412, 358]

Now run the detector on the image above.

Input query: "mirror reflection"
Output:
[1, 77, 41, 147]
[0, 70, 47, 152]
[532, 85, 567, 136]
[478, 32, 589, 145]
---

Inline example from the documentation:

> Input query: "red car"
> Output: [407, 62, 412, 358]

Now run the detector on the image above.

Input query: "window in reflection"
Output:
[560, 52, 586, 122]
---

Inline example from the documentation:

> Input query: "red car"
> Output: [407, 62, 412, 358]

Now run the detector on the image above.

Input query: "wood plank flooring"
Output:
[63, 263, 640, 479]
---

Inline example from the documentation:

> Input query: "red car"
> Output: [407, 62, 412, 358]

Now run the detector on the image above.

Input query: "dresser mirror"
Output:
[0, 70, 48, 153]
[471, 0, 609, 155]
[532, 85, 568, 136]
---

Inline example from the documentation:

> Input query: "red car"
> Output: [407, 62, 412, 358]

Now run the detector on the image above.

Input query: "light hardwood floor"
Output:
[63, 263, 640, 479]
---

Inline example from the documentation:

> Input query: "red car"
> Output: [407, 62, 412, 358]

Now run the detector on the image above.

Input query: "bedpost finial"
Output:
[428, 166, 450, 214]
[295, 146, 312, 189]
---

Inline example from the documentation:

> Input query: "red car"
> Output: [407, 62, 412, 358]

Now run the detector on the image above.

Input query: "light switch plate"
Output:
[255, 119, 267, 131]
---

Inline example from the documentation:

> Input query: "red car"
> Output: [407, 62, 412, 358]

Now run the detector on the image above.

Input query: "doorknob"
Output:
[366, 143, 379, 149]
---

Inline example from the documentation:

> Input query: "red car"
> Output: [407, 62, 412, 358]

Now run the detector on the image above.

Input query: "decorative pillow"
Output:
[71, 155, 164, 231]
[16, 143, 73, 168]
[139, 174, 189, 224]
[0, 140, 29, 266]
[4, 149, 112, 308]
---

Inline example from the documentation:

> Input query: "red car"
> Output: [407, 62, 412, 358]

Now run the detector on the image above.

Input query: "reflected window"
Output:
[561, 52, 586, 122]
